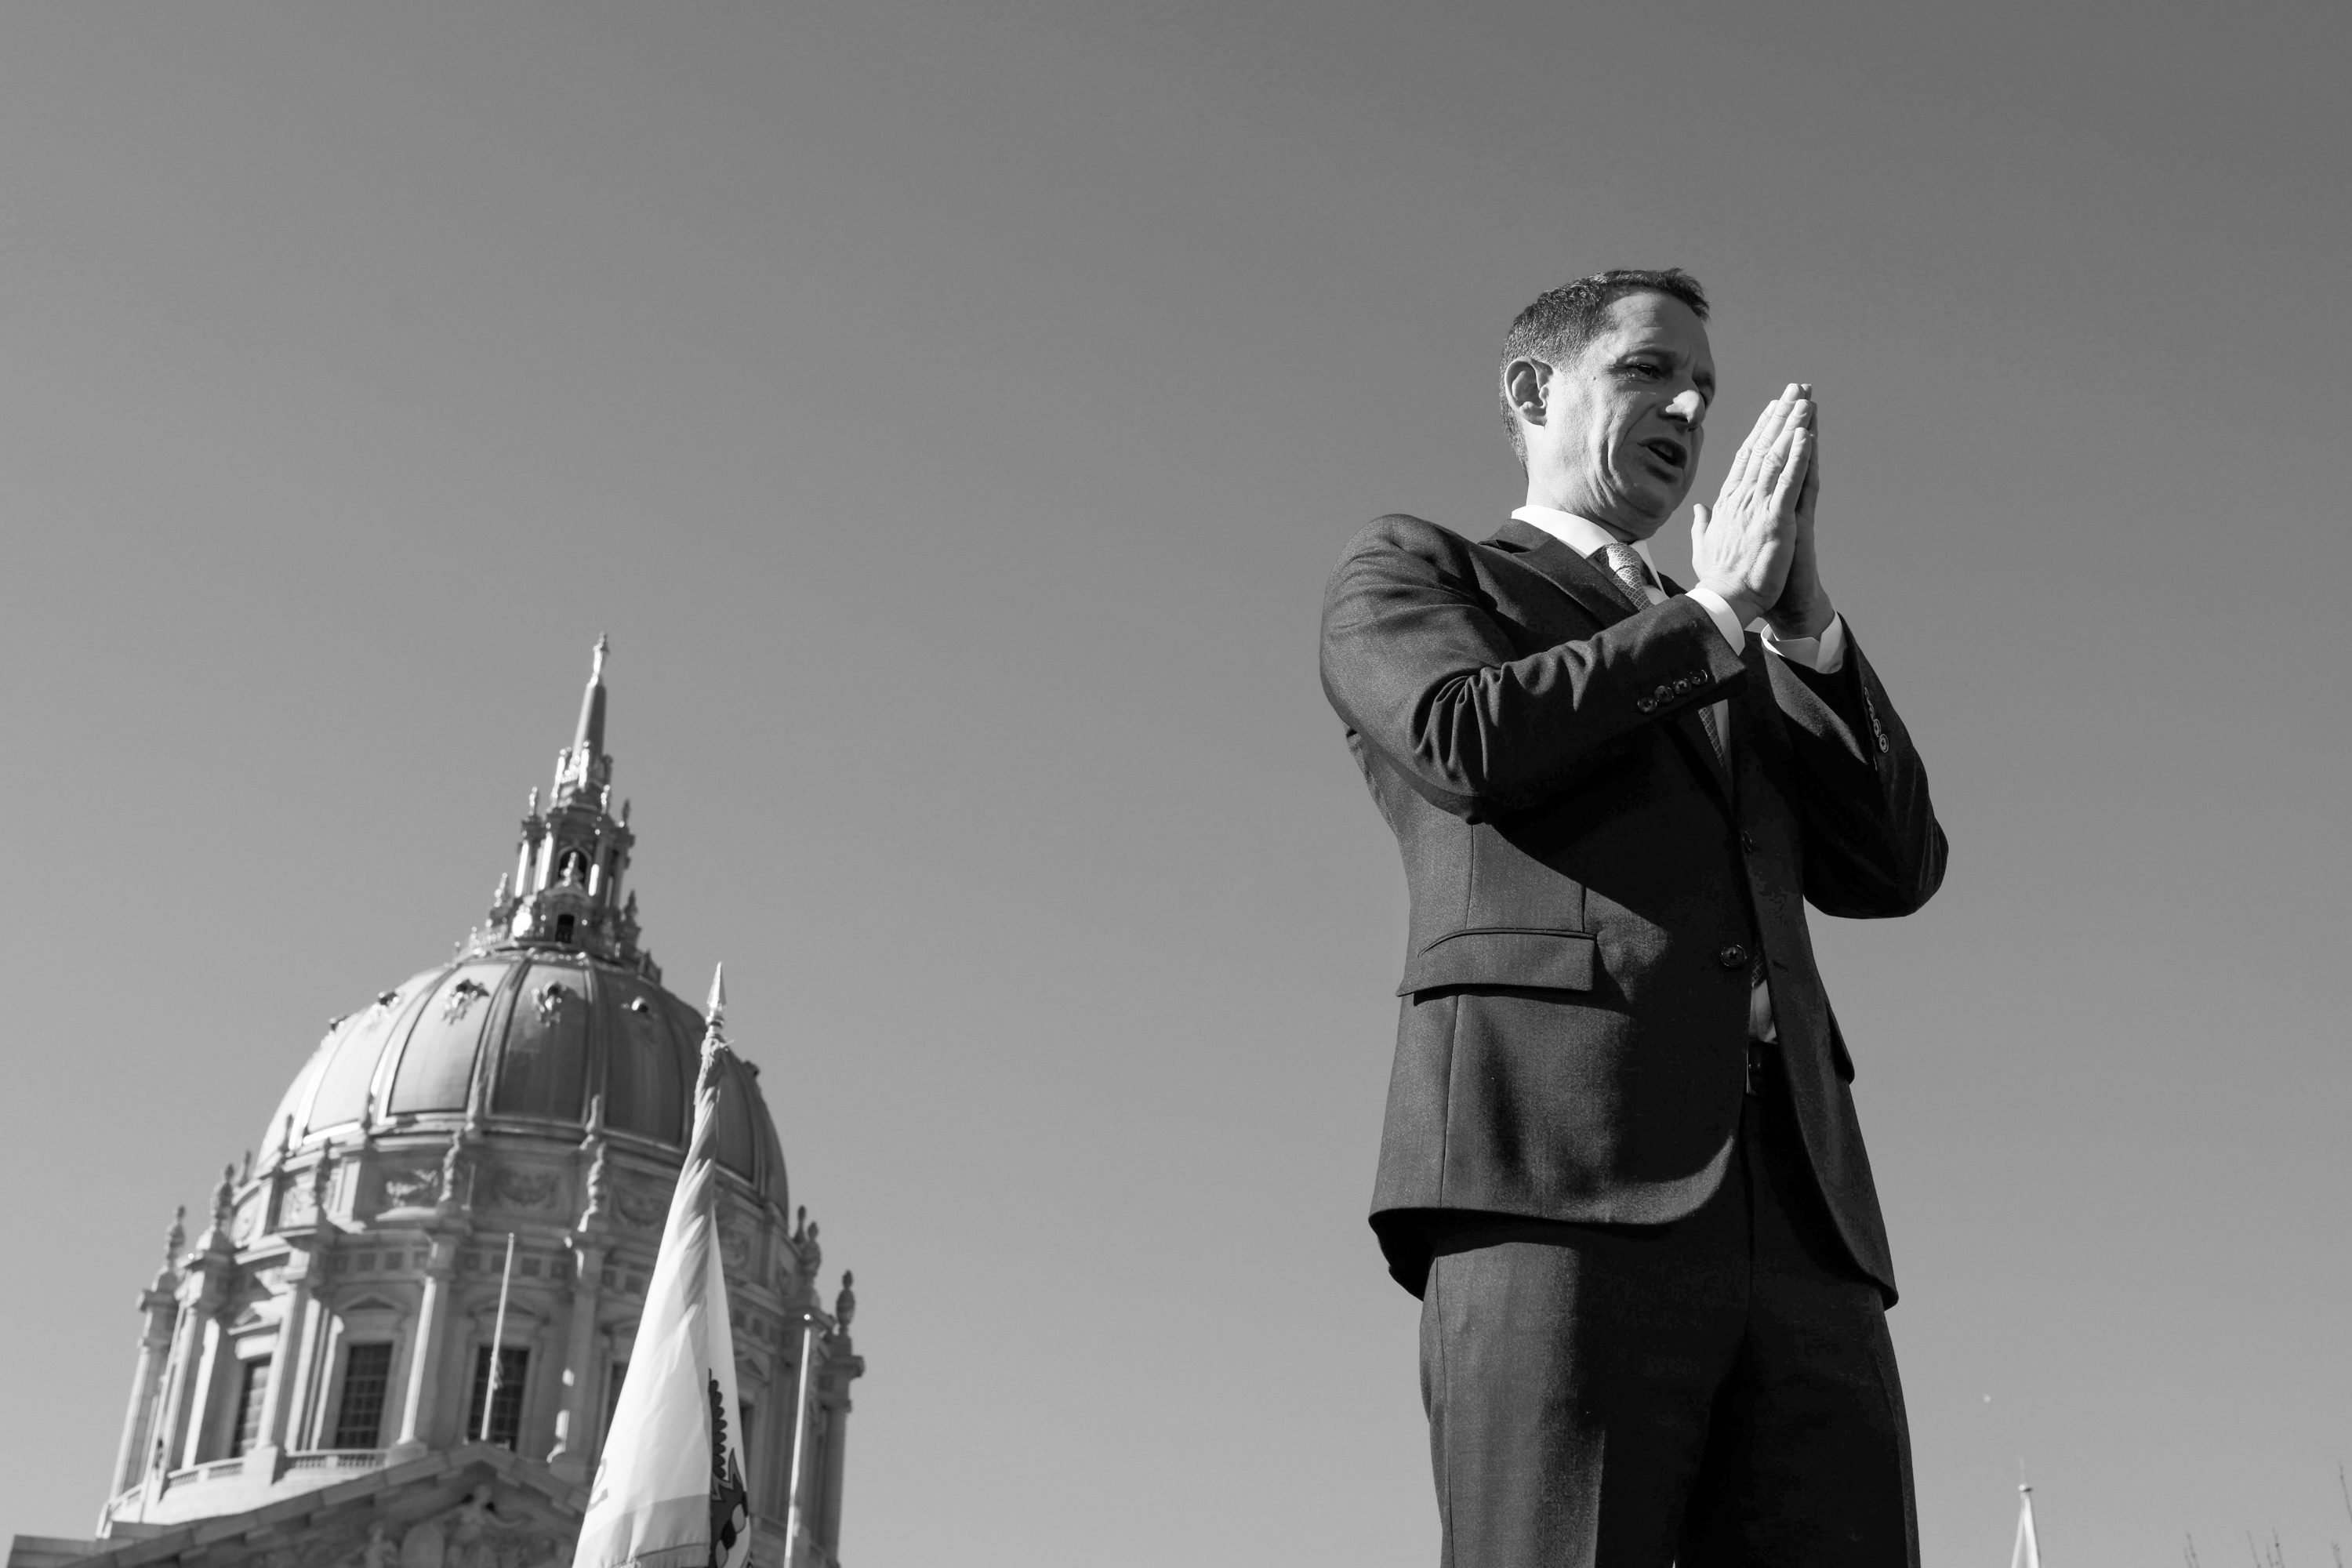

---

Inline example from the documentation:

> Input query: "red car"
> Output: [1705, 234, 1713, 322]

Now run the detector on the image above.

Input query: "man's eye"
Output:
[1628, 361, 1662, 378]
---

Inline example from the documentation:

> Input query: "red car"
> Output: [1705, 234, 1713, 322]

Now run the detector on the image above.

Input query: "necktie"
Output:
[1593, 543, 1728, 770]
[1597, 542, 1654, 614]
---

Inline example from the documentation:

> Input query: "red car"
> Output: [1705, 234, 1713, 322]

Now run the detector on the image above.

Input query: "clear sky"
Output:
[2, 3, 2347, 1564]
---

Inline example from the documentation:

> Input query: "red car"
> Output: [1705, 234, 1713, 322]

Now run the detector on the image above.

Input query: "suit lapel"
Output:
[1485, 518, 1642, 628]
[1492, 523, 1736, 811]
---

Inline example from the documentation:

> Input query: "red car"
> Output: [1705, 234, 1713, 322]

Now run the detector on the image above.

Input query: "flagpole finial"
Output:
[695, 962, 731, 1101]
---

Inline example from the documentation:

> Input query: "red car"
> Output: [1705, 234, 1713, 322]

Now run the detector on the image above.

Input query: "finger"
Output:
[1762, 390, 1808, 452]
[1769, 429, 1812, 515]
[1727, 403, 1777, 490]
[1755, 404, 1806, 488]
[1735, 396, 1795, 491]
[1797, 437, 1820, 518]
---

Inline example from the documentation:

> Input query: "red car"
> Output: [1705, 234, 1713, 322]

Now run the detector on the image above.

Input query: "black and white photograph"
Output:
[1, 5, 2345, 1566]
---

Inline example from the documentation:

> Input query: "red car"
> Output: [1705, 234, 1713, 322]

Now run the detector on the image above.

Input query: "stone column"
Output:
[154, 1236, 233, 1472]
[248, 1245, 315, 1476]
[390, 1235, 457, 1458]
[545, 1240, 604, 1483]
[110, 1276, 182, 1496]
[279, 1257, 328, 1452]
[183, 1319, 232, 1468]
[814, 1336, 860, 1561]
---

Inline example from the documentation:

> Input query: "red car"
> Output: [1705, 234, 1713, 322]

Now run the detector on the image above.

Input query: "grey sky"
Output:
[2, 3, 2347, 1563]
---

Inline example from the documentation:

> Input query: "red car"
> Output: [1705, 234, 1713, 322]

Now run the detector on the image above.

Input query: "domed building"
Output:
[13, 646, 862, 1568]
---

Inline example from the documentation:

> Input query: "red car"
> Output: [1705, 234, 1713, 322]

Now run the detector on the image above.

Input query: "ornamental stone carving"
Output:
[579, 1142, 610, 1226]
[441, 978, 491, 1024]
[379, 1164, 440, 1209]
[612, 1180, 668, 1229]
[395, 1489, 563, 1568]
[490, 1166, 558, 1210]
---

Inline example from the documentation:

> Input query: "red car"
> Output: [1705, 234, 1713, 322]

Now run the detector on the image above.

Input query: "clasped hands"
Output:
[1692, 383, 1834, 639]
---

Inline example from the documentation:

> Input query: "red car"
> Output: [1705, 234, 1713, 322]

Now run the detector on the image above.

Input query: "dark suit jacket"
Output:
[1320, 515, 1946, 1300]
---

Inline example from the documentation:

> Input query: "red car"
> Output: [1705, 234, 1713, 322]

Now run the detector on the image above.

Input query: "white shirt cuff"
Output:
[1684, 586, 1747, 655]
[1760, 612, 1847, 672]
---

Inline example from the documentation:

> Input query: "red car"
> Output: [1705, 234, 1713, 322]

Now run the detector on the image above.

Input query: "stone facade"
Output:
[14, 645, 862, 1568]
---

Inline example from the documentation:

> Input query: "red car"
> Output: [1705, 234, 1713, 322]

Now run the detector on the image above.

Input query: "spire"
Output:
[461, 640, 656, 980]
[706, 964, 727, 1030]
[2010, 1477, 2040, 1568]
[575, 634, 610, 760]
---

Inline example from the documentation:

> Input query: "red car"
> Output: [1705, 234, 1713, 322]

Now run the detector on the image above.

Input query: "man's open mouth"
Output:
[1639, 437, 1688, 471]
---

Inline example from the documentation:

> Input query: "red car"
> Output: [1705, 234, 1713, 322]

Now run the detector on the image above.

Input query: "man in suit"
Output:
[1319, 268, 1947, 1566]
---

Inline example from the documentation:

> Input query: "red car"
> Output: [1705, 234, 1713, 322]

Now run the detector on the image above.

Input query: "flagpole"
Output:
[481, 1232, 517, 1443]
[782, 1314, 818, 1566]
[570, 963, 752, 1568]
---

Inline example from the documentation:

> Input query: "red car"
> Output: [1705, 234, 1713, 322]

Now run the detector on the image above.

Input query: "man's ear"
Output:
[1503, 358, 1551, 427]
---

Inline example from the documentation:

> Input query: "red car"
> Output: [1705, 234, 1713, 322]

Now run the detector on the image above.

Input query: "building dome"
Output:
[260, 948, 788, 1211]
[71, 643, 864, 1568]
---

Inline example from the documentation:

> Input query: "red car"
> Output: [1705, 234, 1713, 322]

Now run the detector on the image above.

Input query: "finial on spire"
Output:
[706, 962, 727, 1025]
[573, 637, 610, 759]
[163, 1205, 186, 1262]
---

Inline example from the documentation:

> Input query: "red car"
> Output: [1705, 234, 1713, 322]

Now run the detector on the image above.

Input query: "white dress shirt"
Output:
[1509, 506, 1849, 1043]
[1508, 506, 1846, 673]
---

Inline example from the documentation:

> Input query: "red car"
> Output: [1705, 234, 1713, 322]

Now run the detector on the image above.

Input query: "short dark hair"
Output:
[1499, 268, 1710, 460]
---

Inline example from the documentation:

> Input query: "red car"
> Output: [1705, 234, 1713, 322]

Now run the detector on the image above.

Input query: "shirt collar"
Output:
[1510, 506, 1661, 579]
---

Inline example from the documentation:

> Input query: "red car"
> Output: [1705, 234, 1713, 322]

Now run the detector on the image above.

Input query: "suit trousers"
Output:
[1417, 1066, 1919, 1568]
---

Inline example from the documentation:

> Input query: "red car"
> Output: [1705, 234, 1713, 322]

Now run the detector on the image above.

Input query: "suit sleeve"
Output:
[1766, 620, 1949, 917]
[1319, 515, 1748, 822]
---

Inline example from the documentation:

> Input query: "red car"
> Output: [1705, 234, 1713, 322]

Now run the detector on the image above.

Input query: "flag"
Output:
[574, 968, 751, 1568]
[2011, 1483, 2042, 1568]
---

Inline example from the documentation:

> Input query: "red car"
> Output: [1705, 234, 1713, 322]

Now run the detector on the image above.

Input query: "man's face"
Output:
[1529, 292, 1715, 538]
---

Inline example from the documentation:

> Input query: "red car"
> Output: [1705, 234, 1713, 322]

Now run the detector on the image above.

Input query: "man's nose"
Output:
[1664, 389, 1705, 426]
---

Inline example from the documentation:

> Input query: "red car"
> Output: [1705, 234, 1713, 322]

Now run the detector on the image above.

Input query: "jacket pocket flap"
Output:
[1397, 927, 1597, 996]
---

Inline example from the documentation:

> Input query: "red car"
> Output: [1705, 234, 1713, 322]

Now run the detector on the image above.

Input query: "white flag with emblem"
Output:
[573, 967, 750, 1568]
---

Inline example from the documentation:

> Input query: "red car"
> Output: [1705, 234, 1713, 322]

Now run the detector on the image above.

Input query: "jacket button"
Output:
[1636, 696, 1656, 713]
[1740, 830, 1758, 854]
[1717, 943, 1749, 970]
[1875, 733, 1890, 753]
